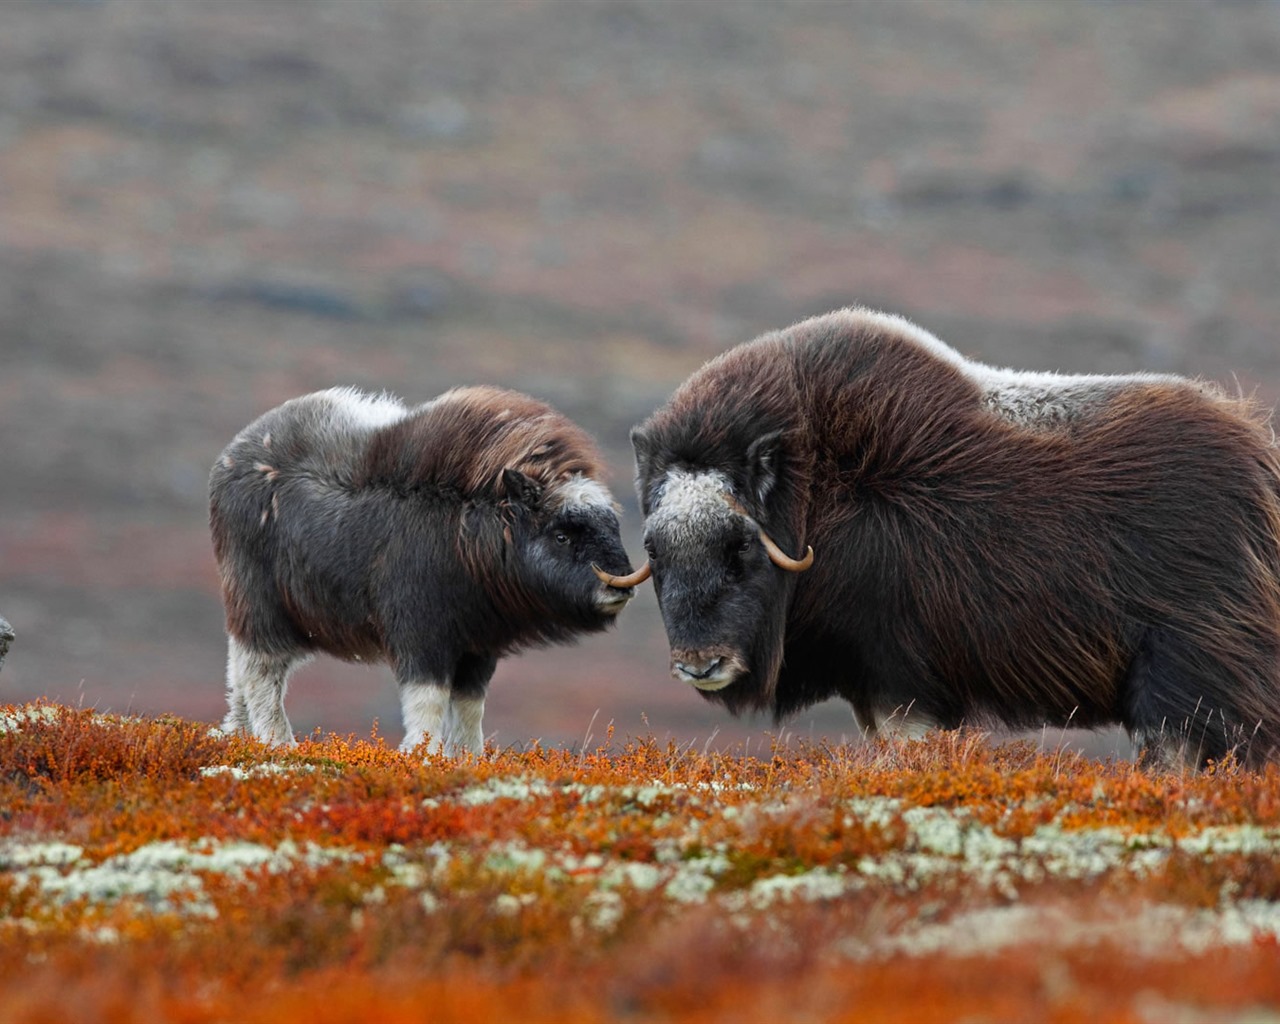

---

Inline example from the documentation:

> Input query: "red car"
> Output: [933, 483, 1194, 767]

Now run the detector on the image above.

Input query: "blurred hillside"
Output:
[1, 0, 1278, 751]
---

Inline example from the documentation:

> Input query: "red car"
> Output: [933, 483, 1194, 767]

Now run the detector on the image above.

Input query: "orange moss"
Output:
[4, 703, 1280, 1022]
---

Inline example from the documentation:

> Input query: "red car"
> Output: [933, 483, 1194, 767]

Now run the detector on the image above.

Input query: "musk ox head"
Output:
[621, 426, 813, 713]
[496, 467, 638, 633]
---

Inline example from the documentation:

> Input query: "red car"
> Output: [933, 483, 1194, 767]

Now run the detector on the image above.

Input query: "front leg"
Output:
[446, 697, 486, 756]
[397, 677, 450, 754]
[447, 652, 498, 755]
[228, 638, 300, 746]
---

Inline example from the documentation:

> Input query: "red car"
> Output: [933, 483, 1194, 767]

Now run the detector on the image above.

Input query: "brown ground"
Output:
[1, 0, 1278, 753]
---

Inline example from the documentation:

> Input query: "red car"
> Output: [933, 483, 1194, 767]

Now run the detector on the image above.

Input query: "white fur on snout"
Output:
[594, 586, 633, 614]
[670, 649, 745, 691]
[674, 665, 736, 691]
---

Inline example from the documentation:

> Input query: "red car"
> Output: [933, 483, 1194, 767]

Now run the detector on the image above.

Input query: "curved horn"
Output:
[758, 530, 814, 572]
[592, 562, 652, 588]
[721, 491, 814, 572]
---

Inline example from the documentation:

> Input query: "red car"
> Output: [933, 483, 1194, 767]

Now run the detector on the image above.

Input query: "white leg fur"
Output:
[222, 639, 251, 734]
[862, 703, 937, 741]
[1134, 724, 1194, 773]
[399, 680, 450, 754]
[877, 716, 936, 742]
[447, 695, 486, 756]
[226, 638, 298, 745]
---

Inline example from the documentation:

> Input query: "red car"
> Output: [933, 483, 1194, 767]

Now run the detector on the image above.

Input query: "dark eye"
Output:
[554, 531, 571, 546]
[738, 538, 753, 553]
[724, 544, 746, 581]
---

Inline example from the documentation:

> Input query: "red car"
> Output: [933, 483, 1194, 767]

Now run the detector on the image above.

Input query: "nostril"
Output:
[676, 657, 722, 680]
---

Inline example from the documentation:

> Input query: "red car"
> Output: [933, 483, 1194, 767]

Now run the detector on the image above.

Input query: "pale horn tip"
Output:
[592, 562, 652, 588]
[760, 535, 814, 573]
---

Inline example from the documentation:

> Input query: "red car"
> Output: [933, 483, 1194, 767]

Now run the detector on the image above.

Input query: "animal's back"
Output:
[784, 310, 1280, 760]
[209, 388, 411, 654]
[214, 388, 407, 489]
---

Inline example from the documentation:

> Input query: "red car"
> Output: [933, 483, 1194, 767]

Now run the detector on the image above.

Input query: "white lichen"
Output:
[0, 705, 66, 734]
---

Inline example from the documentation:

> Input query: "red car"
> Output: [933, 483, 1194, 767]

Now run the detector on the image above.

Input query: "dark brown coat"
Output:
[632, 308, 1280, 767]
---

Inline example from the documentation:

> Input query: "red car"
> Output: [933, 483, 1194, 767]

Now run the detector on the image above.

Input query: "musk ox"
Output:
[210, 385, 637, 755]
[616, 307, 1280, 768]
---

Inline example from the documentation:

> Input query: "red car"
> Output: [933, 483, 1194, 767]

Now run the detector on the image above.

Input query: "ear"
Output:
[630, 426, 660, 514]
[501, 468, 542, 507]
[745, 430, 784, 506]
[630, 426, 654, 480]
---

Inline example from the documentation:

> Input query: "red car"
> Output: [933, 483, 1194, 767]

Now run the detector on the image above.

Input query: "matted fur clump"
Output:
[210, 385, 637, 755]
[630, 307, 1280, 768]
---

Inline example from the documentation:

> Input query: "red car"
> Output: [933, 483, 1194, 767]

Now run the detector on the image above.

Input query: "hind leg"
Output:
[866, 700, 940, 741]
[446, 653, 497, 756]
[444, 698, 485, 756]
[226, 637, 299, 746]
[1123, 627, 1253, 770]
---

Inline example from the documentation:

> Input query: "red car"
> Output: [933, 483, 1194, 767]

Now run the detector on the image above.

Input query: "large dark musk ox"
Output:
[619, 307, 1280, 768]
[210, 385, 637, 755]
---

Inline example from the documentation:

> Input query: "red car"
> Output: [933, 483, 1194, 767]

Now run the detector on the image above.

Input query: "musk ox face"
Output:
[643, 469, 774, 691]
[503, 469, 637, 630]
[629, 430, 814, 710]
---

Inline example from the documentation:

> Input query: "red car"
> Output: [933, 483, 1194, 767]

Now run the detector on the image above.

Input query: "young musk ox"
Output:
[210, 386, 637, 755]
[608, 307, 1280, 768]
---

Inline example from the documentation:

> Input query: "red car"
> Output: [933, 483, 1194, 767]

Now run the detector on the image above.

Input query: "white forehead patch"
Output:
[551, 473, 618, 513]
[649, 468, 736, 545]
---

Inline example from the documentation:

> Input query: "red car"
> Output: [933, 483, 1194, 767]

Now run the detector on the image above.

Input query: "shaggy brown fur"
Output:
[356, 385, 606, 497]
[633, 308, 1280, 767]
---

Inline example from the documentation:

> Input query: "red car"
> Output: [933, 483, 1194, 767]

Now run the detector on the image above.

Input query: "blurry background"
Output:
[2, 0, 1278, 753]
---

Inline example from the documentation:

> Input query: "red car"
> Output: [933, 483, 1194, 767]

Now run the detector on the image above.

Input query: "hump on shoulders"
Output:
[793, 306, 1208, 429]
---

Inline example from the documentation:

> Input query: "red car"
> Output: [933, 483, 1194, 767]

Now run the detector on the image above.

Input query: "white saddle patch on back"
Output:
[972, 368, 1184, 427]
[318, 386, 409, 431]
[842, 306, 1186, 429]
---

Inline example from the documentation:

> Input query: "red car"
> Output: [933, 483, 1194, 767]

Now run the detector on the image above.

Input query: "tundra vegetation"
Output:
[4, 702, 1280, 1022]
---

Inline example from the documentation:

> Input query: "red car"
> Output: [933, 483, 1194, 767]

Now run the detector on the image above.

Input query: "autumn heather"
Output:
[1, 702, 1280, 1022]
